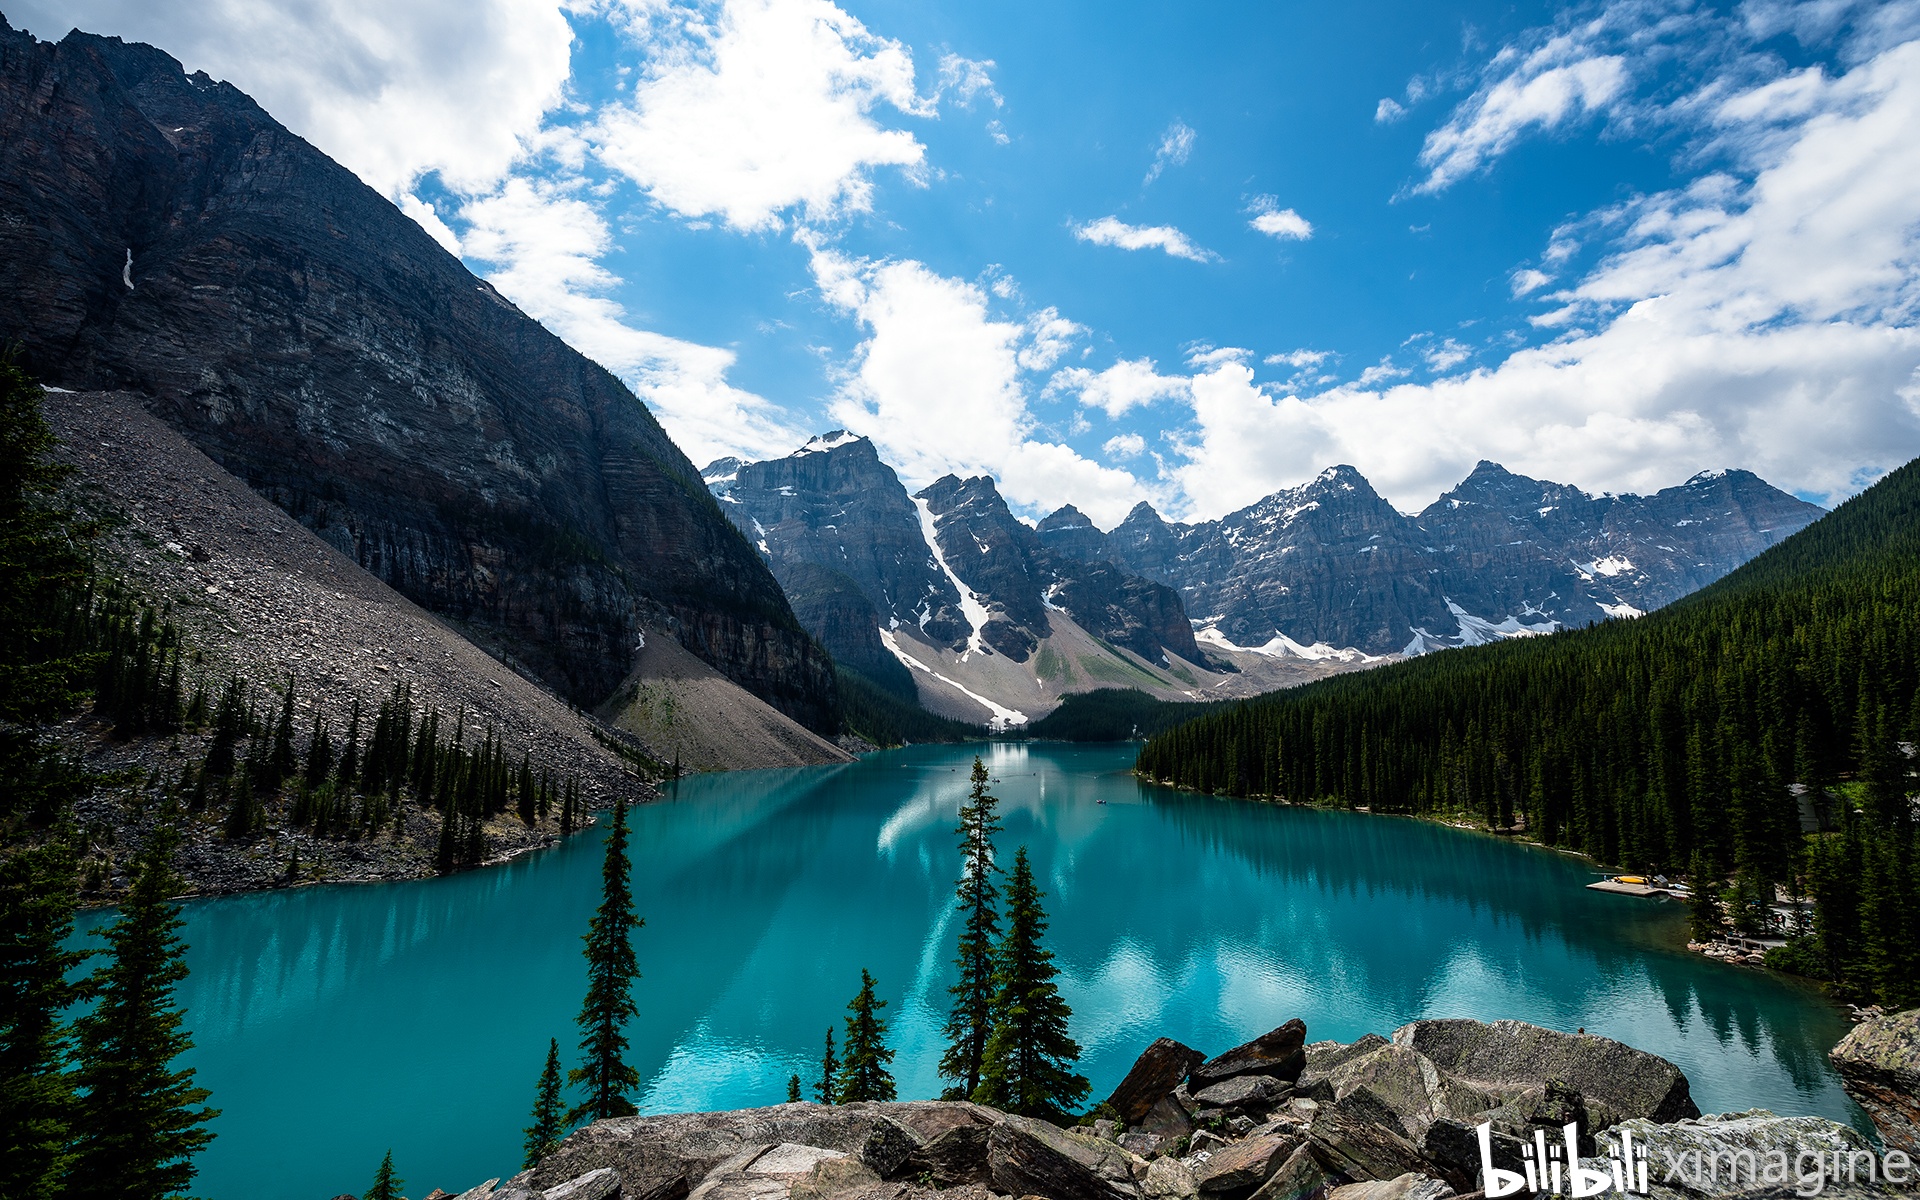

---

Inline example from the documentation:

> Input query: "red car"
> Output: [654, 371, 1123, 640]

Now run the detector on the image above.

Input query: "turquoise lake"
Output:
[75, 741, 1864, 1200]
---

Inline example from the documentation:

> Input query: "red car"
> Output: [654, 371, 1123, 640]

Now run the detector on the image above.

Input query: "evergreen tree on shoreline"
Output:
[523, 1038, 566, 1168]
[67, 825, 218, 1200]
[363, 1149, 403, 1200]
[815, 1027, 838, 1104]
[0, 837, 86, 1199]
[568, 801, 642, 1124]
[940, 756, 1002, 1099]
[973, 847, 1088, 1122]
[787, 1073, 802, 1103]
[836, 969, 896, 1103]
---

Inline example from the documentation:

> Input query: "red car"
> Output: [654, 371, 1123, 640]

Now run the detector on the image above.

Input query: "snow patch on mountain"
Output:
[1194, 626, 1381, 663]
[1598, 601, 1645, 619]
[793, 430, 862, 456]
[879, 628, 1028, 730]
[914, 497, 993, 658]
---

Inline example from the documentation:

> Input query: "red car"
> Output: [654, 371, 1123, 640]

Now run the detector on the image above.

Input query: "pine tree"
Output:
[787, 1073, 802, 1103]
[435, 801, 459, 875]
[67, 825, 218, 1200]
[568, 801, 642, 1124]
[335, 699, 362, 792]
[523, 1037, 567, 1168]
[0, 838, 87, 1199]
[1688, 852, 1722, 942]
[363, 1149, 403, 1200]
[973, 847, 1088, 1122]
[262, 676, 297, 792]
[836, 969, 895, 1102]
[814, 1027, 838, 1104]
[941, 756, 1003, 1099]
[304, 712, 334, 788]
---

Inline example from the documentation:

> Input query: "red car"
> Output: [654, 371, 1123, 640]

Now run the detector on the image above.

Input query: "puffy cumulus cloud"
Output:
[1104, 433, 1147, 459]
[1375, 97, 1408, 123]
[460, 178, 808, 465]
[1247, 197, 1313, 240]
[8, 0, 574, 196]
[1168, 33, 1920, 517]
[1511, 268, 1553, 296]
[1417, 43, 1627, 192]
[1144, 121, 1196, 184]
[806, 244, 1148, 524]
[1075, 217, 1218, 263]
[1048, 358, 1191, 418]
[591, 0, 932, 230]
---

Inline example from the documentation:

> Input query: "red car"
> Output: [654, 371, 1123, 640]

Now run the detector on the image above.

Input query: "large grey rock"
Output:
[1249, 1145, 1333, 1200]
[1194, 1132, 1304, 1195]
[1830, 1007, 1920, 1155]
[530, 1103, 923, 1197]
[1303, 1037, 1390, 1080]
[1111, 1040, 1211, 1126]
[1320, 1044, 1495, 1142]
[1145, 1158, 1201, 1200]
[1394, 1020, 1698, 1127]
[1325, 1175, 1453, 1200]
[892, 1104, 1002, 1186]
[987, 1113, 1145, 1200]
[1195, 1076, 1290, 1113]
[1419, 1118, 1523, 1193]
[1194, 1022, 1309, 1090]
[1141, 1094, 1198, 1139]
[546, 1168, 623, 1200]
[1600, 1110, 1874, 1200]
[1306, 1108, 1429, 1183]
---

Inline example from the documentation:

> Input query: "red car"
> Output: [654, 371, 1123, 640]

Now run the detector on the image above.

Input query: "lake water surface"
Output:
[77, 742, 1862, 1200]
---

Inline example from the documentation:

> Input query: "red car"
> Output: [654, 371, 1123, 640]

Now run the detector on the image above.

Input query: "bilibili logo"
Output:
[1477, 1121, 1648, 1197]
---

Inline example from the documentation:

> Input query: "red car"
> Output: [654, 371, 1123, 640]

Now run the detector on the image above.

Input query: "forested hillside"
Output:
[1137, 459, 1920, 1005]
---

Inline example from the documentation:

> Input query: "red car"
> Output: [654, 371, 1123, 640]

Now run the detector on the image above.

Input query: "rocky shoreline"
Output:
[392, 1012, 1919, 1200]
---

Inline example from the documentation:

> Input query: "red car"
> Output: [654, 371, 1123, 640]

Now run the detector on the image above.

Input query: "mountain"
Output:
[1044, 462, 1824, 656]
[1135, 452, 1920, 1003]
[709, 434, 1356, 728]
[0, 19, 837, 733]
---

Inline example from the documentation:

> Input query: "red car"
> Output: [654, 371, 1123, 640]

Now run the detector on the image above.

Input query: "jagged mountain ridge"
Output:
[0, 19, 837, 730]
[1047, 462, 1825, 656]
[708, 433, 1202, 691]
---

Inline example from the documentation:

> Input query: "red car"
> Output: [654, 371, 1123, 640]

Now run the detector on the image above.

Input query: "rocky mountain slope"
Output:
[709, 435, 1361, 729]
[44, 389, 653, 896]
[428, 1014, 1899, 1200]
[1046, 464, 1823, 657]
[0, 18, 836, 731]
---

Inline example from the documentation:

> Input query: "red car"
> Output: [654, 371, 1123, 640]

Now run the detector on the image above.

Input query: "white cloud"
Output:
[1417, 36, 1629, 192]
[7, 0, 574, 196]
[590, 0, 932, 231]
[806, 244, 1149, 524]
[1247, 197, 1313, 240]
[460, 178, 808, 465]
[1074, 216, 1218, 263]
[1356, 360, 1409, 387]
[1424, 338, 1473, 371]
[1169, 34, 1920, 516]
[1144, 120, 1196, 183]
[1103, 433, 1147, 459]
[1511, 268, 1554, 296]
[985, 119, 1011, 145]
[1375, 97, 1408, 123]
[1018, 307, 1086, 372]
[1265, 349, 1329, 368]
[937, 52, 1001, 108]
[1048, 358, 1191, 418]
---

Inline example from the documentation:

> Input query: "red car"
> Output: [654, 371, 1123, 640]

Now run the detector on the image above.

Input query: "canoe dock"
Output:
[1586, 876, 1690, 899]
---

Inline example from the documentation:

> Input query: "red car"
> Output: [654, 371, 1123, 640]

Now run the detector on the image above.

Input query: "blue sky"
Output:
[14, 0, 1920, 523]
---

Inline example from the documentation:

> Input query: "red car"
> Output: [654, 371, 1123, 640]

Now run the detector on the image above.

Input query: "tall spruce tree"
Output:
[787, 1074, 802, 1103]
[0, 837, 86, 1199]
[67, 825, 218, 1200]
[973, 847, 1088, 1122]
[523, 1037, 567, 1168]
[363, 1149, 403, 1200]
[568, 801, 642, 1124]
[814, 1027, 838, 1104]
[940, 756, 1003, 1099]
[836, 969, 896, 1102]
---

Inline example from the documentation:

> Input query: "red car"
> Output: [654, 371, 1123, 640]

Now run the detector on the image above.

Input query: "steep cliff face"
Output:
[0, 21, 837, 729]
[1048, 460, 1823, 656]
